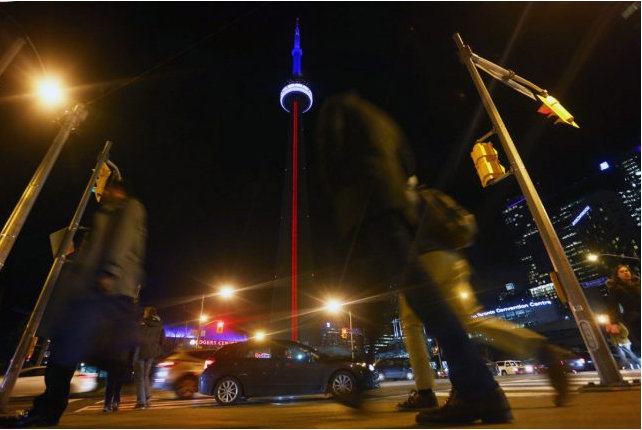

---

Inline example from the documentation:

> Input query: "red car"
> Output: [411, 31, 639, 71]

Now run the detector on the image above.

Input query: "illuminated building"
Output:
[271, 19, 315, 343]
[616, 153, 641, 227]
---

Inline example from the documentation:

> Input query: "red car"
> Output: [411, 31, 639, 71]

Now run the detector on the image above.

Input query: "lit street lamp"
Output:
[324, 299, 354, 361]
[196, 285, 236, 348]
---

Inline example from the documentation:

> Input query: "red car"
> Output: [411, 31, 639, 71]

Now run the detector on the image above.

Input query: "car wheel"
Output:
[175, 376, 198, 399]
[329, 370, 356, 399]
[501, 370, 507, 376]
[214, 377, 242, 405]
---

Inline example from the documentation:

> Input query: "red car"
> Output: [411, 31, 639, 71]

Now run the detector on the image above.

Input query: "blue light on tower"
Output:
[280, 18, 313, 114]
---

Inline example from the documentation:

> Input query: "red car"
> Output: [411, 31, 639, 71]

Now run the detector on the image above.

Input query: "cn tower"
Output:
[275, 18, 313, 342]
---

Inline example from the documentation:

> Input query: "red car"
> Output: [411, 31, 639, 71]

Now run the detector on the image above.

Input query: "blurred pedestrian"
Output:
[605, 264, 641, 354]
[316, 93, 512, 425]
[4, 178, 147, 427]
[102, 361, 131, 412]
[133, 306, 165, 409]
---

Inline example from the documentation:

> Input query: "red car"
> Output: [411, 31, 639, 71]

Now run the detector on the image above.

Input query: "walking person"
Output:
[605, 264, 641, 354]
[316, 93, 512, 425]
[2, 178, 147, 428]
[133, 306, 165, 409]
[103, 361, 131, 412]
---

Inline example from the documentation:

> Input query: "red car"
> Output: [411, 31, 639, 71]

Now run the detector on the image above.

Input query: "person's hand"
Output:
[97, 275, 116, 295]
[605, 323, 620, 335]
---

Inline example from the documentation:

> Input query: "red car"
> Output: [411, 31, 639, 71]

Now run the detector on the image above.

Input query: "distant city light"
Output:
[587, 253, 599, 262]
[599, 161, 610, 171]
[460, 291, 469, 299]
[505, 283, 515, 291]
[219, 285, 235, 298]
[199, 314, 208, 323]
[571, 205, 591, 226]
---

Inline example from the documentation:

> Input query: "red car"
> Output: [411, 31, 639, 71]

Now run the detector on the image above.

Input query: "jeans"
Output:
[400, 250, 546, 392]
[364, 212, 498, 400]
[134, 358, 154, 405]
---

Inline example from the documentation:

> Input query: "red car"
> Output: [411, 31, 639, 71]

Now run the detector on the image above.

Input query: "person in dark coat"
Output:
[7, 178, 147, 427]
[605, 264, 641, 354]
[133, 306, 165, 408]
[315, 93, 511, 425]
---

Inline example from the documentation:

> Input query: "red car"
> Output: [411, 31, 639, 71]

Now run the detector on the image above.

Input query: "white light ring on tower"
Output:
[280, 82, 313, 113]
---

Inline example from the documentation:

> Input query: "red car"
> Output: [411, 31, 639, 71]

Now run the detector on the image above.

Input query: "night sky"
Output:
[0, 2, 639, 344]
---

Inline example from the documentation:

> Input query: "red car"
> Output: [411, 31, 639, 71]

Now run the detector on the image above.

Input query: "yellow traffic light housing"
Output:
[470, 142, 506, 188]
[216, 321, 224, 334]
[341, 328, 348, 339]
[93, 162, 112, 202]
[536, 94, 579, 128]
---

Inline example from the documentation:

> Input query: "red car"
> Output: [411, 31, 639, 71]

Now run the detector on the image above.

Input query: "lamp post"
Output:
[195, 285, 235, 349]
[0, 82, 86, 274]
[454, 33, 624, 387]
[325, 299, 354, 361]
[587, 253, 641, 263]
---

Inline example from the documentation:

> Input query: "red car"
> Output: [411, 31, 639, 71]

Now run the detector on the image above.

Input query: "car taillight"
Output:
[157, 361, 176, 368]
[204, 358, 215, 370]
[76, 372, 97, 378]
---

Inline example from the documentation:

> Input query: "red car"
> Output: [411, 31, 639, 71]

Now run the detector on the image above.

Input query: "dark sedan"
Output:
[198, 339, 379, 405]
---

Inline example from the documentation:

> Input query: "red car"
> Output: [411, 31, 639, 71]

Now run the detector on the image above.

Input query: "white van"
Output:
[495, 360, 526, 375]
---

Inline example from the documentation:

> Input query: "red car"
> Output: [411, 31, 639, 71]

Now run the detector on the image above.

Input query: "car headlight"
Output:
[368, 364, 375, 372]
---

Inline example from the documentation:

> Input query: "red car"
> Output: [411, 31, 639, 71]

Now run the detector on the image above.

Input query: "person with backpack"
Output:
[133, 306, 165, 409]
[316, 93, 512, 425]
[396, 179, 569, 410]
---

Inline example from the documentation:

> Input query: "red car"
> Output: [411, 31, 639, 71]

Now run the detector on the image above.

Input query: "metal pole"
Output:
[35, 339, 50, 366]
[349, 310, 354, 361]
[0, 141, 111, 411]
[196, 293, 205, 349]
[454, 33, 623, 386]
[0, 104, 88, 273]
[0, 38, 26, 79]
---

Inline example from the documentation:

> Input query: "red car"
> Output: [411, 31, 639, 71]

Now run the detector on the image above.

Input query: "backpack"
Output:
[416, 188, 478, 249]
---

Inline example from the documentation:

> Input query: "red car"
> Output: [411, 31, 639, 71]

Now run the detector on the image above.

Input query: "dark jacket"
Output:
[315, 93, 418, 239]
[136, 316, 165, 360]
[605, 277, 641, 326]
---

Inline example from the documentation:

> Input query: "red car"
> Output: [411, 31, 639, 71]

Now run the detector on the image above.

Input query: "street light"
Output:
[35, 77, 66, 108]
[587, 253, 640, 263]
[196, 285, 236, 348]
[324, 299, 354, 361]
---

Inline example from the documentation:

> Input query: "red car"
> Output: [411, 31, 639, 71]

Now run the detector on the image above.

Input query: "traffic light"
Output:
[93, 162, 112, 202]
[216, 321, 224, 334]
[470, 142, 506, 188]
[536, 94, 579, 128]
[341, 328, 348, 339]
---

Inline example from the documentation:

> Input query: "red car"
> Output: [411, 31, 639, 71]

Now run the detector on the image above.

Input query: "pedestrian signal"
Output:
[341, 328, 348, 339]
[470, 142, 506, 188]
[536, 94, 579, 128]
[93, 162, 112, 202]
[216, 321, 224, 334]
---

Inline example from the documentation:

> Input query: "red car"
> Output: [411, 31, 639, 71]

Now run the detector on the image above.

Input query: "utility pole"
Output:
[454, 33, 626, 387]
[0, 141, 112, 411]
[0, 104, 88, 274]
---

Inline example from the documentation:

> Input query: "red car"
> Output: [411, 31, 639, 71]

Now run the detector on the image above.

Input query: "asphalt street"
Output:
[5, 370, 640, 428]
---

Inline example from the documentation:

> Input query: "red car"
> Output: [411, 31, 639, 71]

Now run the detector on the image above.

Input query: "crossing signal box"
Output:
[470, 142, 506, 188]
[93, 163, 112, 202]
[216, 321, 224, 334]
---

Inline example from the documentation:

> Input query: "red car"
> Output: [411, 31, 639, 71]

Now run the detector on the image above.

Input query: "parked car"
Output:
[153, 348, 221, 399]
[0, 366, 97, 398]
[199, 339, 379, 405]
[495, 360, 526, 375]
[374, 358, 413, 381]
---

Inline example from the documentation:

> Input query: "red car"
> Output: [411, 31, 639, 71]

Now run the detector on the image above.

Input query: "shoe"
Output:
[397, 389, 439, 411]
[0, 409, 59, 428]
[133, 403, 147, 409]
[416, 388, 513, 425]
[102, 405, 112, 413]
[538, 343, 570, 406]
[111, 403, 119, 412]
